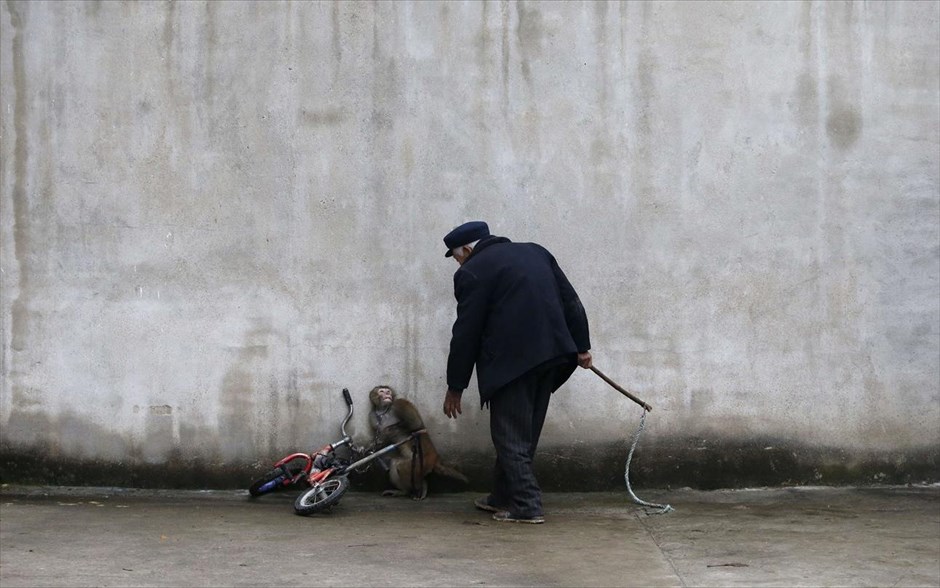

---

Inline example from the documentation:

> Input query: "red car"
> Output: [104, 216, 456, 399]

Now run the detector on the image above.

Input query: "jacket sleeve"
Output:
[550, 255, 591, 352]
[446, 268, 487, 391]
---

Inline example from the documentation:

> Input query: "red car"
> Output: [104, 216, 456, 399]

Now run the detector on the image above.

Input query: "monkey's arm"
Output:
[392, 398, 426, 432]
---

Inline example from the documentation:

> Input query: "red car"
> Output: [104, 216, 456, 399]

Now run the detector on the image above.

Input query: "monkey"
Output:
[368, 385, 469, 500]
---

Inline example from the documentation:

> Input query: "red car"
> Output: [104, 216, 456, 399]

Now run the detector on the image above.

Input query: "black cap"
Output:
[443, 221, 490, 257]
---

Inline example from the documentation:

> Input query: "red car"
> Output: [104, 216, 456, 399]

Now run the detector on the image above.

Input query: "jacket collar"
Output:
[466, 235, 510, 263]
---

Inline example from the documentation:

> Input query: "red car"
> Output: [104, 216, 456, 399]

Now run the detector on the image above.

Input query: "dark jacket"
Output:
[446, 236, 591, 403]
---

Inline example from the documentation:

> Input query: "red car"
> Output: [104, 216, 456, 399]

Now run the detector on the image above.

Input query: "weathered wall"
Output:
[1, 0, 938, 490]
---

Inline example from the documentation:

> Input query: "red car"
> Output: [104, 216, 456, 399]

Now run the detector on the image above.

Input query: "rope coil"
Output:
[624, 409, 673, 514]
[588, 365, 673, 514]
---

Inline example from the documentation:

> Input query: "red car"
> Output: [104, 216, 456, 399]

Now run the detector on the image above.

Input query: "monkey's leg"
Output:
[391, 458, 429, 500]
[382, 459, 410, 497]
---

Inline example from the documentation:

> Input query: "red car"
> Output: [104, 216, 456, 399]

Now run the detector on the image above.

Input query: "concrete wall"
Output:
[2, 0, 938, 489]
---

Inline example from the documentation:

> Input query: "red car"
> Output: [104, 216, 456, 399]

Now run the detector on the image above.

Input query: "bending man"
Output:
[441, 221, 592, 524]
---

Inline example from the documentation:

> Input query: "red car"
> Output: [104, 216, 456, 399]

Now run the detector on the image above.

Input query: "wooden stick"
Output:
[589, 366, 652, 412]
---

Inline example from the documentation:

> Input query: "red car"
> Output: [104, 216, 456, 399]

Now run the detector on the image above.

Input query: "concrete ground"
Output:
[0, 485, 937, 587]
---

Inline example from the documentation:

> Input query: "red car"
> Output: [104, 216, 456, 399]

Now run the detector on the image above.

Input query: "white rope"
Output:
[624, 409, 674, 514]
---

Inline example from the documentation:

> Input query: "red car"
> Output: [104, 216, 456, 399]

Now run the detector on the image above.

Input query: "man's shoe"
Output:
[473, 496, 504, 513]
[492, 511, 545, 524]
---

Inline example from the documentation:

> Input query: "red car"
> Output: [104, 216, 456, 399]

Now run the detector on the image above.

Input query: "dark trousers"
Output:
[488, 362, 571, 517]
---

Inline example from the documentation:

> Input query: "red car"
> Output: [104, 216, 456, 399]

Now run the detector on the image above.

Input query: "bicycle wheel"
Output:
[248, 467, 300, 497]
[293, 475, 349, 515]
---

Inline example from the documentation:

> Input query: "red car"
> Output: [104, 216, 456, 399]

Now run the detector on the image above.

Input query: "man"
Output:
[441, 221, 592, 524]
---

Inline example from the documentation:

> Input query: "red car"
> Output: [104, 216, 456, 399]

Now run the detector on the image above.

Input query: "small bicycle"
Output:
[247, 388, 425, 516]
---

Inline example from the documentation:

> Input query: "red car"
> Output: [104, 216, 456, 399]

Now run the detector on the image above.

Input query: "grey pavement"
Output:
[1, 484, 938, 587]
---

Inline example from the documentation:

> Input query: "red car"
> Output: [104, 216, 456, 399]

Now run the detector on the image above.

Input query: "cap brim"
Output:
[444, 249, 453, 258]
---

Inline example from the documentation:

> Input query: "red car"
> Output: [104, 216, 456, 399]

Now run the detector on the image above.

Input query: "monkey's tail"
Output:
[432, 462, 469, 483]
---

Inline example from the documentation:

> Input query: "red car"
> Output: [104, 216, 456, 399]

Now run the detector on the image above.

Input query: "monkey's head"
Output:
[369, 385, 396, 409]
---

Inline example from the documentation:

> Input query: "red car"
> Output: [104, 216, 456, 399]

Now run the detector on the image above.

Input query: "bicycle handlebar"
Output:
[340, 388, 354, 437]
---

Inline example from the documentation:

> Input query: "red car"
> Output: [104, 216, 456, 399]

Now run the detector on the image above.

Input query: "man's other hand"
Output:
[443, 388, 463, 419]
[577, 351, 593, 369]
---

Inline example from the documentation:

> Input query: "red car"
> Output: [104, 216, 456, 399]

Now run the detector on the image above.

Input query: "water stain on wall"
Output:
[2, 0, 54, 464]
[593, 0, 609, 110]
[142, 404, 174, 462]
[331, 1, 342, 64]
[793, 72, 818, 129]
[216, 319, 291, 461]
[203, 1, 219, 105]
[161, 1, 174, 65]
[688, 387, 716, 413]
[793, 2, 819, 134]
[515, 1, 543, 87]
[826, 101, 862, 149]
[6, 0, 30, 353]
[218, 366, 257, 460]
[823, 3, 864, 151]
[631, 40, 657, 206]
[499, 1, 510, 112]
[5, 401, 52, 448]
[83, 0, 102, 18]
[283, 368, 303, 449]
[57, 410, 131, 460]
[475, 3, 490, 77]
[4, 407, 133, 462]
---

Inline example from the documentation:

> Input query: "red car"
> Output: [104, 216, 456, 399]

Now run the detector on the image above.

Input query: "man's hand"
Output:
[443, 388, 463, 419]
[577, 351, 593, 369]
